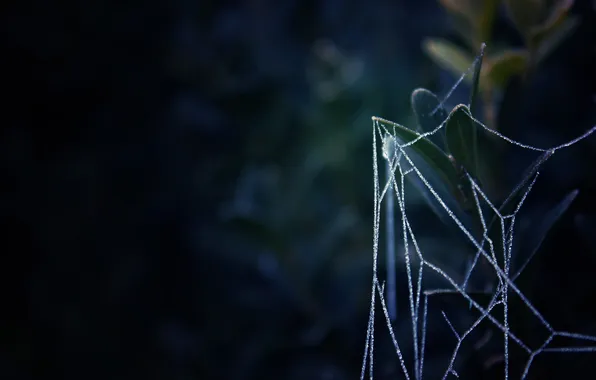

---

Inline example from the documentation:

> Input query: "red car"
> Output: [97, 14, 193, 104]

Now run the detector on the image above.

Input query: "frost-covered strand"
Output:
[382, 134, 397, 322]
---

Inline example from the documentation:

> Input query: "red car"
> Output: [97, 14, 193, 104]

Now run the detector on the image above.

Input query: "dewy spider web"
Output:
[361, 63, 596, 379]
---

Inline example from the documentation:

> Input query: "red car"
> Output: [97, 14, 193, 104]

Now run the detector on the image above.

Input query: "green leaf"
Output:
[504, 0, 550, 35]
[484, 49, 529, 88]
[438, 0, 499, 48]
[533, 16, 579, 64]
[423, 39, 475, 81]
[505, 0, 575, 55]
[411, 88, 448, 148]
[524, 0, 576, 65]
[529, 0, 574, 40]
[498, 150, 554, 217]
[373, 116, 463, 209]
[445, 104, 489, 210]
[411, 88, 448, 133]
[469, 43, 486, 112]
[438, 0, 481, 49]
[484, 150, 554, 268]
[444, 104, 501, 209]
[445, 104, 479, 181]
[477, 0, 500, 45]
[439, 0, 481, 18]
[512, 189, 578, 280]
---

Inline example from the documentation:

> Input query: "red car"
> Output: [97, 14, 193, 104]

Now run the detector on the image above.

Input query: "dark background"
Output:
[3, 1, 596, 379]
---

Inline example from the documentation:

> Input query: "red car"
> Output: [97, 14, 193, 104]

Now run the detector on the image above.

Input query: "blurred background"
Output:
[3, 0, 596, 379]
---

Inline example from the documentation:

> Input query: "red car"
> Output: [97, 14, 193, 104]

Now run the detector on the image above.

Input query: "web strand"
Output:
[362, 55, 596, 379]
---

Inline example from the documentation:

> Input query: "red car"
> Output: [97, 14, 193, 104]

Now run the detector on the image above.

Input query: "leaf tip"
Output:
[451, 103, 472, 115]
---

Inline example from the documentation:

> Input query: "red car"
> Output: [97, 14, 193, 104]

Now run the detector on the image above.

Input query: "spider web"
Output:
[360, 64, 596, 380]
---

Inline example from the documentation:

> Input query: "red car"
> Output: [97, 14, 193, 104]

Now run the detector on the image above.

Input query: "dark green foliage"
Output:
[513, 189, 579, 278]
[411, 88, 448, 148]
[445, 105, 479, 182]
[469, 42, 485, 112]
[375, 115, 461, 200]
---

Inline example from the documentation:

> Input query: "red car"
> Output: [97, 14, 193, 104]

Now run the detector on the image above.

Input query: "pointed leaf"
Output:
[445, 104, 479, 180]
[438, 0, 499, 47]
[513, 189, 579, 280]
[477, 0, 500, 45]
[439, 0, 481, 18]
[438, 0, 482, 48]
[498, 150, 554, 216]
[484, 49, 529, 88]
[411, 88, 448, 148]
[504, 0, 546, 34]
[469, 43, 486, 112]
[373, 117, 464, 213]
[449, 12, 481, 50]
[484, 150, 554, 268]
[444, 104, 502, 206]
[529, 0, 574, 44]
[411, 88, 448, 133]
[533, 16, 579, 64]
[423, 39, 475, 81]
[505, 0, 575, 51]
